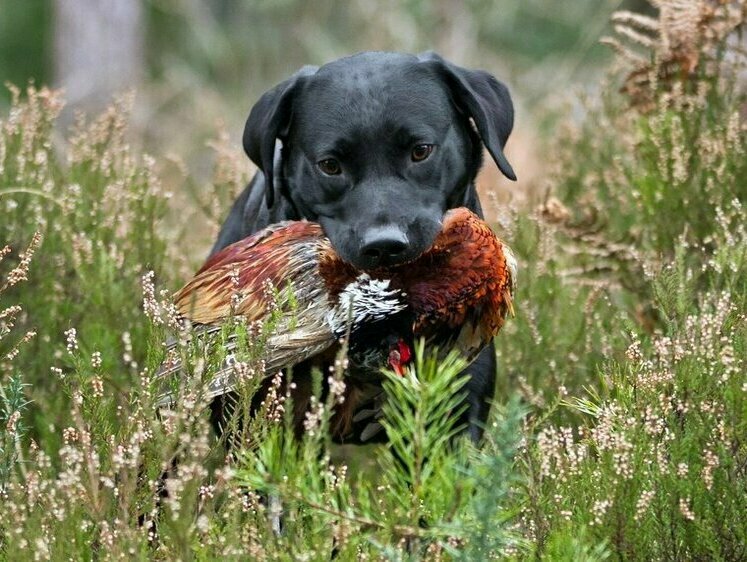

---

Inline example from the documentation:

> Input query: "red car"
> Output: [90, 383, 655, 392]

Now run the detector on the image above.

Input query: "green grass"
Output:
[1, 30, 746, 562]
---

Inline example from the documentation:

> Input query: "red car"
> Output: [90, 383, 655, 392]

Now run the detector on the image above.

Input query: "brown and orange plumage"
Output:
[381, 208, 516, 356]
[156, 207, 516, 440]
[175, 221, 330, 325]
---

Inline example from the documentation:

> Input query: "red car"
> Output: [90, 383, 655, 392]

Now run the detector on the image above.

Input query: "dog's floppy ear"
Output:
[243, 65, 318, 207]
[419, 52, 516, 181]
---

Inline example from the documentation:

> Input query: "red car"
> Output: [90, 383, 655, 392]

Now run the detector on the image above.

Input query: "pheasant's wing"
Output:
[155, 317, 337, 408]
[174, 221, 326, 324]
[155, 277, 410, 407]
[155, 222, 341, 407]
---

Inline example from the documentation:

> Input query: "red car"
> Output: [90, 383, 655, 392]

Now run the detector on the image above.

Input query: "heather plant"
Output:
[492, 210, 633, 410]
[0, 86, 171, 452]
[501, 2, 747, 558]
[231, 345, 526, 559]
[519, 218, 746, 559]
[0, 234, 39, 482]
[0, 299, 525, 559]
[551, 0, 747, 261]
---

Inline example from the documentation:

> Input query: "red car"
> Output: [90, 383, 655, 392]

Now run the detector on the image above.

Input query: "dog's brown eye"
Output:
[317, 159, 341, 175]
[411, 144, 434, 162]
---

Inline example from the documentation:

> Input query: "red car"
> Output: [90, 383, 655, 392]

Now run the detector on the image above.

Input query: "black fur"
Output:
[213, 51, 515, 442]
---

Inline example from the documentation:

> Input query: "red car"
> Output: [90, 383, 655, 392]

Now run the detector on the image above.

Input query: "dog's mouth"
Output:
[332, 243, 424, 272]
[358, 221, 453, 275]
[318, 214, 444, 272]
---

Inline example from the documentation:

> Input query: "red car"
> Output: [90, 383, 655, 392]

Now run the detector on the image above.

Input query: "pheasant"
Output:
[156, 207, 516, 441]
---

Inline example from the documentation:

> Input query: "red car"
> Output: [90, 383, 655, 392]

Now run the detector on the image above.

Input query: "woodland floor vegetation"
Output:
[1, 2, 746, 560]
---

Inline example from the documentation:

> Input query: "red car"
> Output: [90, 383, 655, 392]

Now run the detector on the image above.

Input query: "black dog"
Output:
[212, 51, 516, 442]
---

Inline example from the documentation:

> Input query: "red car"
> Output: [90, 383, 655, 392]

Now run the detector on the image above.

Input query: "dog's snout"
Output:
[360, 227, 409, 267]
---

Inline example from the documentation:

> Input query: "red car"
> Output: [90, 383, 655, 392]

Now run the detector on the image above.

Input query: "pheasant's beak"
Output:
[387, 339, 412, 376]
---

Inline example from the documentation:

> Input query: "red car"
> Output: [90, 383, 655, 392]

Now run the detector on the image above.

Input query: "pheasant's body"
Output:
[157, 208, 516, 442]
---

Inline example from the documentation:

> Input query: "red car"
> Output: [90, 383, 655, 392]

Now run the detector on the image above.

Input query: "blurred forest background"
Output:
[1, 0, 648, 231]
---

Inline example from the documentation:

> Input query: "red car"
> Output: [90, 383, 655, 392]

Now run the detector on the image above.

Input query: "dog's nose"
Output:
[360, 227, 409, 267]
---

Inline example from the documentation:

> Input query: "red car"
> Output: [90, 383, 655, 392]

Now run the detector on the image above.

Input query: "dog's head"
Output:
[243, 52, 515, 270]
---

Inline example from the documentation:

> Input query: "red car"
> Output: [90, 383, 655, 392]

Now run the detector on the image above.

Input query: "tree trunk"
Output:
[53, 0, 144, 111]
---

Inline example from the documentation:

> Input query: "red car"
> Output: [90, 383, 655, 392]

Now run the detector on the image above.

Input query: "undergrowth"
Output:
[1, 2, 746, 559]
